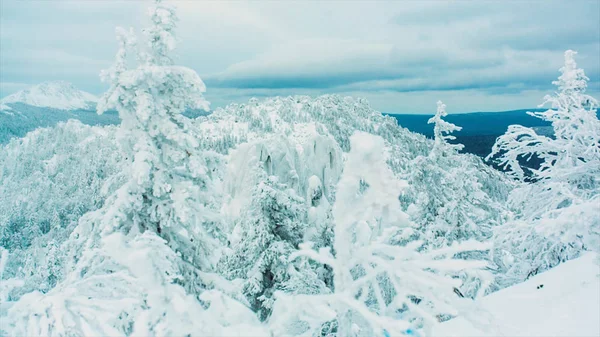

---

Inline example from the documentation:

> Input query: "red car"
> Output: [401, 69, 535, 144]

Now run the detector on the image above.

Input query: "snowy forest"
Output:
[0, 1, 599, 336]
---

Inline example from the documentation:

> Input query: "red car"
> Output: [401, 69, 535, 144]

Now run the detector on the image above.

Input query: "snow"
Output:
[1, 1, 597, 334]
[434, 252, 600, 337]
[221, 122, 342, 224]
[0, 81, 98, 110]
[0, 103, 17, 116]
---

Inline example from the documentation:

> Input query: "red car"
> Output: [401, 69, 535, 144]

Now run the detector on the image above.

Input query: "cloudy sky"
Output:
[1, 0, 598, 113]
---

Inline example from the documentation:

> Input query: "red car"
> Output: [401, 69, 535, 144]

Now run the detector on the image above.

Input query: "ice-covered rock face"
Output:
[0, 81, 98, 111]
[221, 122, 343, 223]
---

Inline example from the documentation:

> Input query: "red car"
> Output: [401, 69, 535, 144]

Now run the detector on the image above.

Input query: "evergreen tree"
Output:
[489, 50, 600, 189]
[3, 1, 253, 335]
[220, 173, 329, 321]
[428, 101, 464, 157]
[403, 102, 504, 297]
[94, 0, 224, 270]
[490, 50, 600, 288]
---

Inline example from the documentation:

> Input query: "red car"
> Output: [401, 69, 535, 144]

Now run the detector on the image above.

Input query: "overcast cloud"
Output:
[1, 0, 598, 113]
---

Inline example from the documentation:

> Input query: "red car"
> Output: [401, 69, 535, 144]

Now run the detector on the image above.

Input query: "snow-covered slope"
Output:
[434, 253, 600, 337]
[0, 81, 98, 111]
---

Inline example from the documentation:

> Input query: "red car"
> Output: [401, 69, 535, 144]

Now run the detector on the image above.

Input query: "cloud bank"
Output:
[1, 0, 598, 113]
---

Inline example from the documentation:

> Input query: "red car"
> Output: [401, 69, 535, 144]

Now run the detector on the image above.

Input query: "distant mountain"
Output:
[387, 109, 557, 171]
[388, 109, 551, 137]
[0, 81, 210, 144]
[1, 81, 98, 111]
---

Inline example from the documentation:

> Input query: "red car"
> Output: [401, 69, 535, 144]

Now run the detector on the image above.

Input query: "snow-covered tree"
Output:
[219, 174, 329, 320]
[269, 132, 490, 337]
[403, 102, 506, 297]
[214, 124, 344, 321]
[0, 248, 24, 333]
[6, 231, 267, 337]
[0, 121, 125, 300]
[428, 101, 464, 156]
[93, 0, 224, 270]
[2, 1, 249, 335]
[489, 50, 600, 288]
[218, 132, 338, 320]
[488, 50, 599, 190]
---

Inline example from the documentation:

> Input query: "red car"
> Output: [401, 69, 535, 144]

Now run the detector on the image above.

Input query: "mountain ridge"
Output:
[0, 81, 98, 111]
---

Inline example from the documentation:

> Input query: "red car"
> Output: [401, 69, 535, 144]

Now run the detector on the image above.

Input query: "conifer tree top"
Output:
[428, 101, 464, 155]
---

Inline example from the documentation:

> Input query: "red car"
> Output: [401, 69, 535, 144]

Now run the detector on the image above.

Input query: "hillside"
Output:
[0, 104, 120, 144]
[434, 253, 600, 337]
[0, 81, 556, 161]
[0, 81, 209, 144]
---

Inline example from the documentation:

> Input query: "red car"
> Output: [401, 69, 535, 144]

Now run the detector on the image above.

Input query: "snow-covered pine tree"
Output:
[219, 171, 329, 321]
[409, 102, 498, 243]
[489, 51, 600, 288]
[215, 125, 341, 321]
[403, 102, 503, 296]
[94, 0, 224, 270]
[488, 50, 600, 190]
[3, 1, 258, 335]
[269, 132, 490, 337]
[428, 101, 464, 157]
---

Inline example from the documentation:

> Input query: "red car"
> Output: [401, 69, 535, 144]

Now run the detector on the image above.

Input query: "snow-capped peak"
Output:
[0, 81, 98, 111]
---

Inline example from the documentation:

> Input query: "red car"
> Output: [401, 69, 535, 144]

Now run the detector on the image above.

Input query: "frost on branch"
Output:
[6, 232, 267, 337]
[404, 102, 504, 297]
[90, 0, 223, 271]
[3, 1, 241, 335]
[428, 100, 464, 156]
[269, 132, 490, 337]
[488, 50, 600, 186]
[490, 50, 600, 287]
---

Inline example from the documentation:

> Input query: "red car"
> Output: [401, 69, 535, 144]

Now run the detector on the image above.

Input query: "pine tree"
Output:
[3, 1, 253, 335]
[220, 173, 328, 321]
[488, 50, 600, 189]
[407, 103, 502, 248]
[403, 102, 504, 297]
[489, 51, 600, 287]
[428, 101, 464, 157]
[94, 0, 223, 270]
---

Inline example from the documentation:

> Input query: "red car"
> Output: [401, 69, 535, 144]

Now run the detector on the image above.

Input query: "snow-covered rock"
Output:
[434, 252, 600, 337]
[0, 81, 98, 111]
[221, 122, 343, 224]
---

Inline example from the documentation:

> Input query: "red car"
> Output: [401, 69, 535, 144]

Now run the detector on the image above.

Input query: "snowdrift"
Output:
[434, 253, 600, 337]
